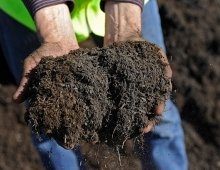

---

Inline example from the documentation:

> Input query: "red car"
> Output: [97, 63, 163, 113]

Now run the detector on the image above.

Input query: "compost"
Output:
[26, 41, 170, 149]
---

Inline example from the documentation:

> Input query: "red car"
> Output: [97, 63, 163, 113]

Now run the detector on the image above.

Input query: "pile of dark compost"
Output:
[26, 41, 171, 149]
[158, 0, 220, 169]
[0, 85, 43, 170]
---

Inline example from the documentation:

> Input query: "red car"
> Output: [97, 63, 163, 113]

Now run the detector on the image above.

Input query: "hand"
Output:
[13, 42, 79, 103]
[13, 3, 79, 102]
[104, 1, 172, 133]
[143, 48, 172, 133]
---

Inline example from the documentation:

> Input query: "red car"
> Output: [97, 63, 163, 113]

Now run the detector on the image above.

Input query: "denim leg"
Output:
[32, 134, 82, 170]
[142, 0, 165, 51]
[141, 1, 188, 170]
[0, 10, 82, 170]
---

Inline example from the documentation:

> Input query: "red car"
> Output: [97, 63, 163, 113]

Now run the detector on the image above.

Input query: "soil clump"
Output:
[26, 41, 171, 148]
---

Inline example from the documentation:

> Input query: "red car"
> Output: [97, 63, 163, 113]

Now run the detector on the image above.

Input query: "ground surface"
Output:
[0, 0, 220, 170]
[159, 0, 220, 169]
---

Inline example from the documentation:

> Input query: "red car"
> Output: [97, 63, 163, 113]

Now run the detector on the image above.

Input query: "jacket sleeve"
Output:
[22, 0, 74, 17]
[100, 0, 144, 11]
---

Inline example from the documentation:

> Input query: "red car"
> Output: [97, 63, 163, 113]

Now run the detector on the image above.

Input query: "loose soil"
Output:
[0, 85, 43, 170]
[26, 41, 170, 149]
[1, 1, 220, 169]
[81, 140, 142, 170]
[159, 0, 220, 169]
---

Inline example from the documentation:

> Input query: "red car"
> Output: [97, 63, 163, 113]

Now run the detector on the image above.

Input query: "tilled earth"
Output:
[159, 0, 220, 169]
[0, 85, 43, 170]
[0, 0, 220, 170]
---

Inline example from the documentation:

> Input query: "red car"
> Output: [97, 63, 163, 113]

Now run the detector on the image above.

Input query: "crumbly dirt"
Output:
[26, 41, 170, 149]
[1, 1, 220, 169]
[81, 140, 142, 170]
[158, 0, 220, 169]
[0, 85, 43, 170]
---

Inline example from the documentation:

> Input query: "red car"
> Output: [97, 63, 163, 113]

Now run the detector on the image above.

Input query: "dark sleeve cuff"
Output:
[100, 0, 144, 12]
[22, 0, 74, 18]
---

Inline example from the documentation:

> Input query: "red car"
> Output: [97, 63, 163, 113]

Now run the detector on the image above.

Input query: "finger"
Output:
[159, 49, 172, 78]
[159, 49, 169, 64]
[154, 101, 165, 116]
[142, 122, 154, 133]
[13, 74, 28, 103]
[13, 56, 39, 103]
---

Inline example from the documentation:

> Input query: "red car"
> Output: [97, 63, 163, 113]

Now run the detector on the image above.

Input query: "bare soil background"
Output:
[0, 0, 220, 169]
[159, 0, 220, 169]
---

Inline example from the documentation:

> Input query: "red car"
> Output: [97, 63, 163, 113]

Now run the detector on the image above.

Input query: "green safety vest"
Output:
[0, 0, 148, 42]
[0, 0, 105, 42]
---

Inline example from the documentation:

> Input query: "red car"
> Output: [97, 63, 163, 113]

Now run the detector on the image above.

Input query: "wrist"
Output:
[34, 3, 78, 49]
[104, 1, 142, 46]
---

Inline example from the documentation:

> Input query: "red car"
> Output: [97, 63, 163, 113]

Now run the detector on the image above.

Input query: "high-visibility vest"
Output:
[0, 0, 148, 42]
[0, 0, 105, 42]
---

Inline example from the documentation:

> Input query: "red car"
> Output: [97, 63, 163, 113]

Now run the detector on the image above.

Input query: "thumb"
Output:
[13, 57, 39, 103]
[13, 72, 29, 103]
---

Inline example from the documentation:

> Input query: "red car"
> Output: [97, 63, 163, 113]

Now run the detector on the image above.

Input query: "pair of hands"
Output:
[13, 2, 172, 133]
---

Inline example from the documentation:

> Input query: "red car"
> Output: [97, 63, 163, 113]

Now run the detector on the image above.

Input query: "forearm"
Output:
[13, 3, 79, 102]
[34, 4, 78, 49]
[104, 1, 142, 46]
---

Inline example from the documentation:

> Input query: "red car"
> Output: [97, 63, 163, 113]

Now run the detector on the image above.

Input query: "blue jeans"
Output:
[0, 0, 188, 169]
[141, 1, 188, 170]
